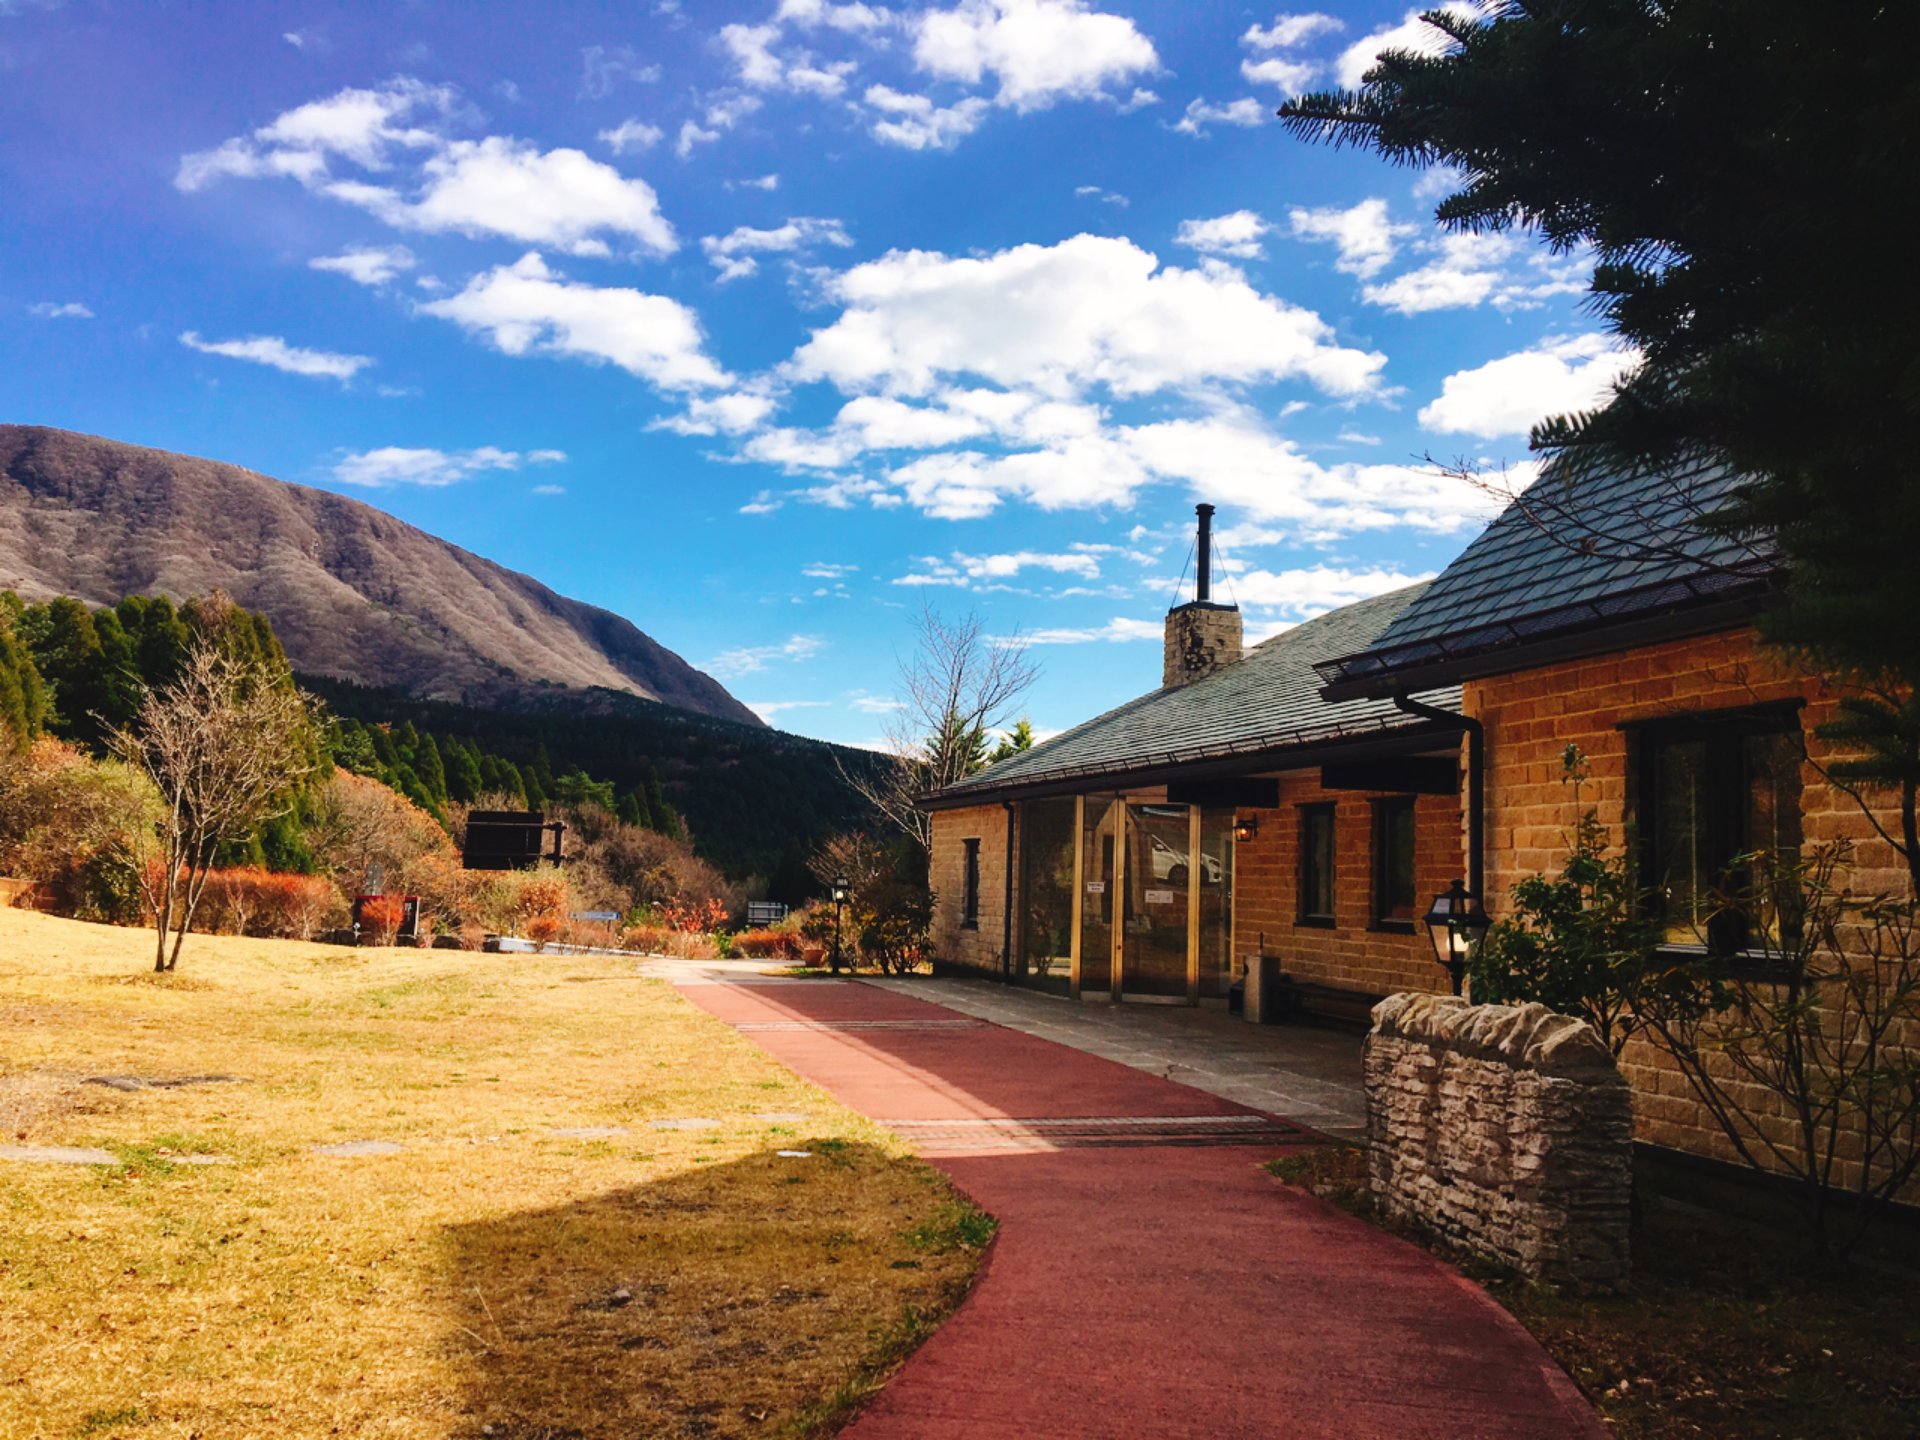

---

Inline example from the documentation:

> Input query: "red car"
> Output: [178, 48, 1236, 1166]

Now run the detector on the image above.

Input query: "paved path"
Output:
[674, 973, 1606, 1440]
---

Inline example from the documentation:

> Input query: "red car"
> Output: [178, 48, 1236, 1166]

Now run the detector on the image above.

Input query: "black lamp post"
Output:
[830, 875, 850, 974]
[1422, 877, 1490, 997]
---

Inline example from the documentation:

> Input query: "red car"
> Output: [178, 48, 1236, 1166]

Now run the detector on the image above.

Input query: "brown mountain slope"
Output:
[0, 425, 762, 726]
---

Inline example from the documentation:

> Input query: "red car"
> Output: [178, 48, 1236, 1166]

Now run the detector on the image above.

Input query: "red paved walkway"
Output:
[681, 977, 1607, 1440]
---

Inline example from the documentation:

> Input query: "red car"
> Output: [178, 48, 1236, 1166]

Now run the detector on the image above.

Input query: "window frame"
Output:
[1297, 802, 1337, 928]
[1625, 701, 1804, 958]
[960, 836, 982, 930]
[1369, 795, 1419, 933]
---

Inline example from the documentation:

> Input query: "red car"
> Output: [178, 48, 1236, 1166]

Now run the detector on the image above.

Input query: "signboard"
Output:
[1085, 881, 1106, 894]
[1144, 888, 1176, 906]
[747, 901, 789, 926]
[571, 910, 620, 923]
[463, 810, 564, 872]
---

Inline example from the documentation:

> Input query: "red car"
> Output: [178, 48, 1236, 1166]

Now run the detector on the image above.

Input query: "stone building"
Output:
[924, 470, 1915, 1202]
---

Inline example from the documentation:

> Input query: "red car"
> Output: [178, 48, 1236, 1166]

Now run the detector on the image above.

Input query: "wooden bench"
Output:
[1273, 975, 1386, 1030]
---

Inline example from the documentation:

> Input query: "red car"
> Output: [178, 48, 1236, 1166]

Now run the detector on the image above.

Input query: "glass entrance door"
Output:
[1075, 796, 1121, 997]
[1120, 803, 1193, 1000]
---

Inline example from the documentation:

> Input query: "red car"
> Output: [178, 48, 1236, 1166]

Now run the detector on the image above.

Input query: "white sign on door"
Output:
[1144, 888, 1176, 905]
[1085, 881, 1106, 894]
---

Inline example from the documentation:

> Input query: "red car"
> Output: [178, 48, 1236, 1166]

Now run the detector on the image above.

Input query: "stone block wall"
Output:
[928, 804, 1013, 978]
[1365, 993, 1634, 1293]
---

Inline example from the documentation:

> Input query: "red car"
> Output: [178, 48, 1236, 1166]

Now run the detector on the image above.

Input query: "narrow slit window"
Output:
[1372, 797, 1417, 927]
[1299, 804, 1336, 925]
[961, 837, 981, 929]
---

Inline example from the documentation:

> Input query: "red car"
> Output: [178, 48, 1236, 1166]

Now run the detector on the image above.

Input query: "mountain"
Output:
[0, 425, 761, 727]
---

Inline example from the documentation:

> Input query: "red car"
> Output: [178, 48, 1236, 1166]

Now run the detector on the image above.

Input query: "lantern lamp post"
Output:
[830, 875, 850, 974]
[1422, 877, 1490, 997]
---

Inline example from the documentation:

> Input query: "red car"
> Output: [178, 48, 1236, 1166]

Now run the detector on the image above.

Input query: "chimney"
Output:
[1163, 503, 1242, 687]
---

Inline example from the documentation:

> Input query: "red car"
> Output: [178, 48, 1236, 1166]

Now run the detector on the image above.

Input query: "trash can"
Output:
[1243, 953, 1286, 1025]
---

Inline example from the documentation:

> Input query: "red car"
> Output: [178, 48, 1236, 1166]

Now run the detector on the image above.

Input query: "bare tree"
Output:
[111, 644, 317, 972]
[844, 606, 1039, 855]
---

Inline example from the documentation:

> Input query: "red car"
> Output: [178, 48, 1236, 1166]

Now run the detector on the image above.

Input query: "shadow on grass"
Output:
[437, 1141, 988, 1440]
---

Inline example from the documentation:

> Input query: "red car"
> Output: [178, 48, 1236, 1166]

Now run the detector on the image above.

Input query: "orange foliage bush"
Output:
[620, 923, 670, 954]
[359, 895, 407, 947]
[732, 928, 798, 960]
[525, 912, 564, 951]
[195, 868, 342, 940]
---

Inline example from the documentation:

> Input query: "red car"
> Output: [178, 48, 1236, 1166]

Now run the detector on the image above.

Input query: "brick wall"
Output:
[1466, 626, 1913, 1183]
[928, 804, 1014, 978]
[1232, 768, 1465, 998]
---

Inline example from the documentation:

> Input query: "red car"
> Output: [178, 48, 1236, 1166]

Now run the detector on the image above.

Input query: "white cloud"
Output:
[653, 391, 781, 435]
[848, 693, 904, 714]
[177, 80, 676, 258]
[419, 252, 730, 391]
[327, 135, 677, 257]
[1240, 56, 1317, 94]
[1021, 616, 1162, 645]
[913, 0, 1158, 111]
[598, 118, 664, 154]
[27, 301, 92, 318]
[705, 633, 827, 677]
[309, 243, 416, 287]
[1243, 13, 1343, 49]
[720, 21, 857, 96]
[896, 549, 1103, 586]
[734, 172, 781, 190]
[1287, 198, 1408, 279]
[179, 330, 371, 382]
[778, 0, 893, 32]
[746, 699, 833, 722]
[1174, 210, 1271, 260]
[579, 44, 661, 99]
[1074, 183, 1128, 207]
[701, 215, 852, 282]
[863, 84, 990, 150]
[675, 93, 762, 157]
[1335, 4, 1480, 89]
[175, 79, 455, 190]
[1172, 97, 1266, 137]
[1419, 332, 1641, 438]
[788, 234, 1385, 402]
[531, 483, 566, 495]
[1229, 564, 1431, 620]
[1362, 232, 1509, 312]
[803, 561, 861, 579]
[332, 445, 566, 487]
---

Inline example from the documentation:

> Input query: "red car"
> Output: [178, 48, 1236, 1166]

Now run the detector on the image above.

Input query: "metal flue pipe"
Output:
[1196, 503, 1215, 603]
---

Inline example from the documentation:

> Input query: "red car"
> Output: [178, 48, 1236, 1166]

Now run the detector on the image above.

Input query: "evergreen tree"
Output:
[414, 732, 448, 805]
[989, 718, 1036, 764]
[1278, 2, 1920, 686]
[617, 787, 650, 830]
[444, 737, 484, 803]
[117, 595, 191, 689]
[0, 600, 47, 751]
[19, 596, 110, 746]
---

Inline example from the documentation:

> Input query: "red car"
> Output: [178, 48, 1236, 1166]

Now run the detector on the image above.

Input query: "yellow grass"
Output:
[0, 909, 986, 1439]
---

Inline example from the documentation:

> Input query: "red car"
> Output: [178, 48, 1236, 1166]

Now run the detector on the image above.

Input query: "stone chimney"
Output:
[1163, 503, 1242, 687]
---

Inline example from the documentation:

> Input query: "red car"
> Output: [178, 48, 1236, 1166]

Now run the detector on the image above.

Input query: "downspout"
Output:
[1001, 801, 1017, 984]
[1393, 693, 1485, 904]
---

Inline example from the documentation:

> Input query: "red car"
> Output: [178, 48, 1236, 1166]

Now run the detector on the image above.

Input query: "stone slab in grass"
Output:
[547, 1126, 629, 1139]
[754, 1112, 811, 1123]
[312, 1140, 406, 1157]
[651, 1117, 721, 1131]
[0, 1143, 117, 1164]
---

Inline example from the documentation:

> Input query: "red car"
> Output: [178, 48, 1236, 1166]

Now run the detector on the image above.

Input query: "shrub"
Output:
[525, 911, 564, 951]
[359, 894, 406, 947]
[620, 923, 670, 954]
[733, 928, 799, 960]
[192, 868, 344, 940]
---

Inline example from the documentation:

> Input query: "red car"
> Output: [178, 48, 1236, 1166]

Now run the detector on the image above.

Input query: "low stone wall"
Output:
[1365, 993, 1633, 1293]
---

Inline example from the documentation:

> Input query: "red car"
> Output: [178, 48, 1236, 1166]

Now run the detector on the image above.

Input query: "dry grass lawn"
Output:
[0, 909, 987, 1440]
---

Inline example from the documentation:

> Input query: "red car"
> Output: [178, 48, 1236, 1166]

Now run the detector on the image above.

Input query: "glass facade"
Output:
[1018, 797, 1078, 993]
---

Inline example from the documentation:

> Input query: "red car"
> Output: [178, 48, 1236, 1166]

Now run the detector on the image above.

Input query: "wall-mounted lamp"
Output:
[1232, 814, 1259, 843]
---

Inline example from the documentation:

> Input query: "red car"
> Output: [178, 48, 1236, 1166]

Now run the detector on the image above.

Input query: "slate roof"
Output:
[1316, 454, 1780, 696]
[932, 584, 1460, 803]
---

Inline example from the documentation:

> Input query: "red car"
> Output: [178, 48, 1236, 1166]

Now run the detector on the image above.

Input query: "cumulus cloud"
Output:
[863, 84, 990, 150]
[1243, 13, 1343, 49]
[179, 330, 371, 382]
[1335, 3, 1480, 89]
[177, 79, 676, 257]
[598, 118, 665, 154]
[676, 92, 762, 157]
[1229, 564, 1431, 620]
[1418, 333, 1640, 438]
[701, 215, 852, 282]
[777, 0, 893, 31]
[28, 301, 92, 318]
[332, 445, 566, 487]
[787, 234, 1384, 401]
[895, 549, 1103, 587]
[1020, 616, 1163, 645]
[1174, 210, 1271, 260]
[1287, 198, 1408, 279]
[913, 0, 1159, 112]
[652, 390, 782, 436]
[1074, 183, 1128, 207]
[309, 244, 416, 287]
[705, 633, 827, 677]
[1172, 96, 1266, 137]
[720, 20, 857, 96]
[419, 252, 730, 391]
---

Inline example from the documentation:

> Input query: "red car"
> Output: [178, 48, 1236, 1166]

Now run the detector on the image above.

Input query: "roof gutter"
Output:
[1393, 693, 1484, 906]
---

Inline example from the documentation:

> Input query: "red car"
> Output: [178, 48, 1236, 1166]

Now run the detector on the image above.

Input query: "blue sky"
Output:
[0, 0, 1632, 747]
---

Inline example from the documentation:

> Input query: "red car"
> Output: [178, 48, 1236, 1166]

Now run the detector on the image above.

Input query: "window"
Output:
[1634, 707, 1803, 953]
[1298, 804, 1336, 926]
[961, 837, 981, 929]
[1372, 797, 1417, 929]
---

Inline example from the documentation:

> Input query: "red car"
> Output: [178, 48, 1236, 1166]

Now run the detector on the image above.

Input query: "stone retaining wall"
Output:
[1365, 993, 1633, 1293]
